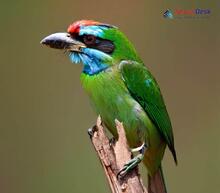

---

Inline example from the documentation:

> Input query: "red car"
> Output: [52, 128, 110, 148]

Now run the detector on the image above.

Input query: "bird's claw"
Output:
[87, 126, 97, 138]
[117, 142, 147, 179]
[131, 142, 148, 153]
[109, 137, 116, 146]
[117, 154, 143, 179]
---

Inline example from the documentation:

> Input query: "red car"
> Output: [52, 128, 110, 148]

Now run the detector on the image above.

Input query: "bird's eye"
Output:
[83, 35, 96, 45]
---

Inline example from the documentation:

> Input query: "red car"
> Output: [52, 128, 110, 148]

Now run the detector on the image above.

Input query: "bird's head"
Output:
[41, 20, 141, 75]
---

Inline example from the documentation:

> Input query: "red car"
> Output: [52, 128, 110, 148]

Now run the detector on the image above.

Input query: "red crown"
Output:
[67, 20, 101, 34]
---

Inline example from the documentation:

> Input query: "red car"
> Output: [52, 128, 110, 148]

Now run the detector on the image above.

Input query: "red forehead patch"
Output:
[67, 20, 102, 34]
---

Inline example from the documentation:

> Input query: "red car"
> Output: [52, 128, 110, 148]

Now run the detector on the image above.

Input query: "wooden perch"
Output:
[89, 116, 148, 193]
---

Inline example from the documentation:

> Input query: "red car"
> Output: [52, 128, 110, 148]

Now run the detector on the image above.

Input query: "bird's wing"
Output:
[119, 60, 177, 163]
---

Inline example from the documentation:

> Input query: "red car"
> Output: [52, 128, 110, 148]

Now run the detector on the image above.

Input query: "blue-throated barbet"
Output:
[41, 20, 177, 193]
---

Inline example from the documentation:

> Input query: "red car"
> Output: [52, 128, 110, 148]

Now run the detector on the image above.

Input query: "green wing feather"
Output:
[120, 60, 177, 163]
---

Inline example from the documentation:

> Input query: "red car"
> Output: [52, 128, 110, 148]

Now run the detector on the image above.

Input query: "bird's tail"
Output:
[148, 166, 167, 193]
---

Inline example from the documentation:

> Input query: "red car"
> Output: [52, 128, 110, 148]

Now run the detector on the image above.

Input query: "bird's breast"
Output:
[80, 68, 148, 147]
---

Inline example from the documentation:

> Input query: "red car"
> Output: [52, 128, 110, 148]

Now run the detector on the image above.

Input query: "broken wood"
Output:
[89, 116, 148, 193]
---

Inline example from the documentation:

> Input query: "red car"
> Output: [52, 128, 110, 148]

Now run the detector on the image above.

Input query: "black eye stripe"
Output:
[95, 41, 115, 54]
[83, 35, 96, 45]
[92, 39, 114, 54]
[78, 35, 115, 54]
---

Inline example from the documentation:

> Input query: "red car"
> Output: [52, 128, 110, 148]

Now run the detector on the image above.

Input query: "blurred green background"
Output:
[0, 0, 219, 193]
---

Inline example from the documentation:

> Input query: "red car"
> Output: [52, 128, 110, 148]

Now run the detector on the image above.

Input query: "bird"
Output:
[41, 20, 177, 193]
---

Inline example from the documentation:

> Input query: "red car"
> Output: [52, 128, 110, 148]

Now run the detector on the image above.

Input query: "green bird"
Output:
[41, 20, 177, 193]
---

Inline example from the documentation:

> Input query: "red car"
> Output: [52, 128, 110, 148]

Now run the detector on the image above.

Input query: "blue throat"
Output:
[83, 60, 108, 75]
[69, 48, 112, 75]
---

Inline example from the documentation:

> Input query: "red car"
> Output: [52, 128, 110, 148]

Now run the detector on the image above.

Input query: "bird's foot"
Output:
[109, 137, 116, 146]
[117, 143, 147, 178]
[117, 154, 144, 178]
[131, 142, 147, 154]
[87, 126, 97, 138]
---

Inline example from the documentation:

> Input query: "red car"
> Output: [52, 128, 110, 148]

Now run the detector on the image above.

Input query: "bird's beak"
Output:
[40, 32, 86, 52]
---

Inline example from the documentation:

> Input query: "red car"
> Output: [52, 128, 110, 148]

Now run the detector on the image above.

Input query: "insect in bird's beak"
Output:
[40, 32, 86, 52]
